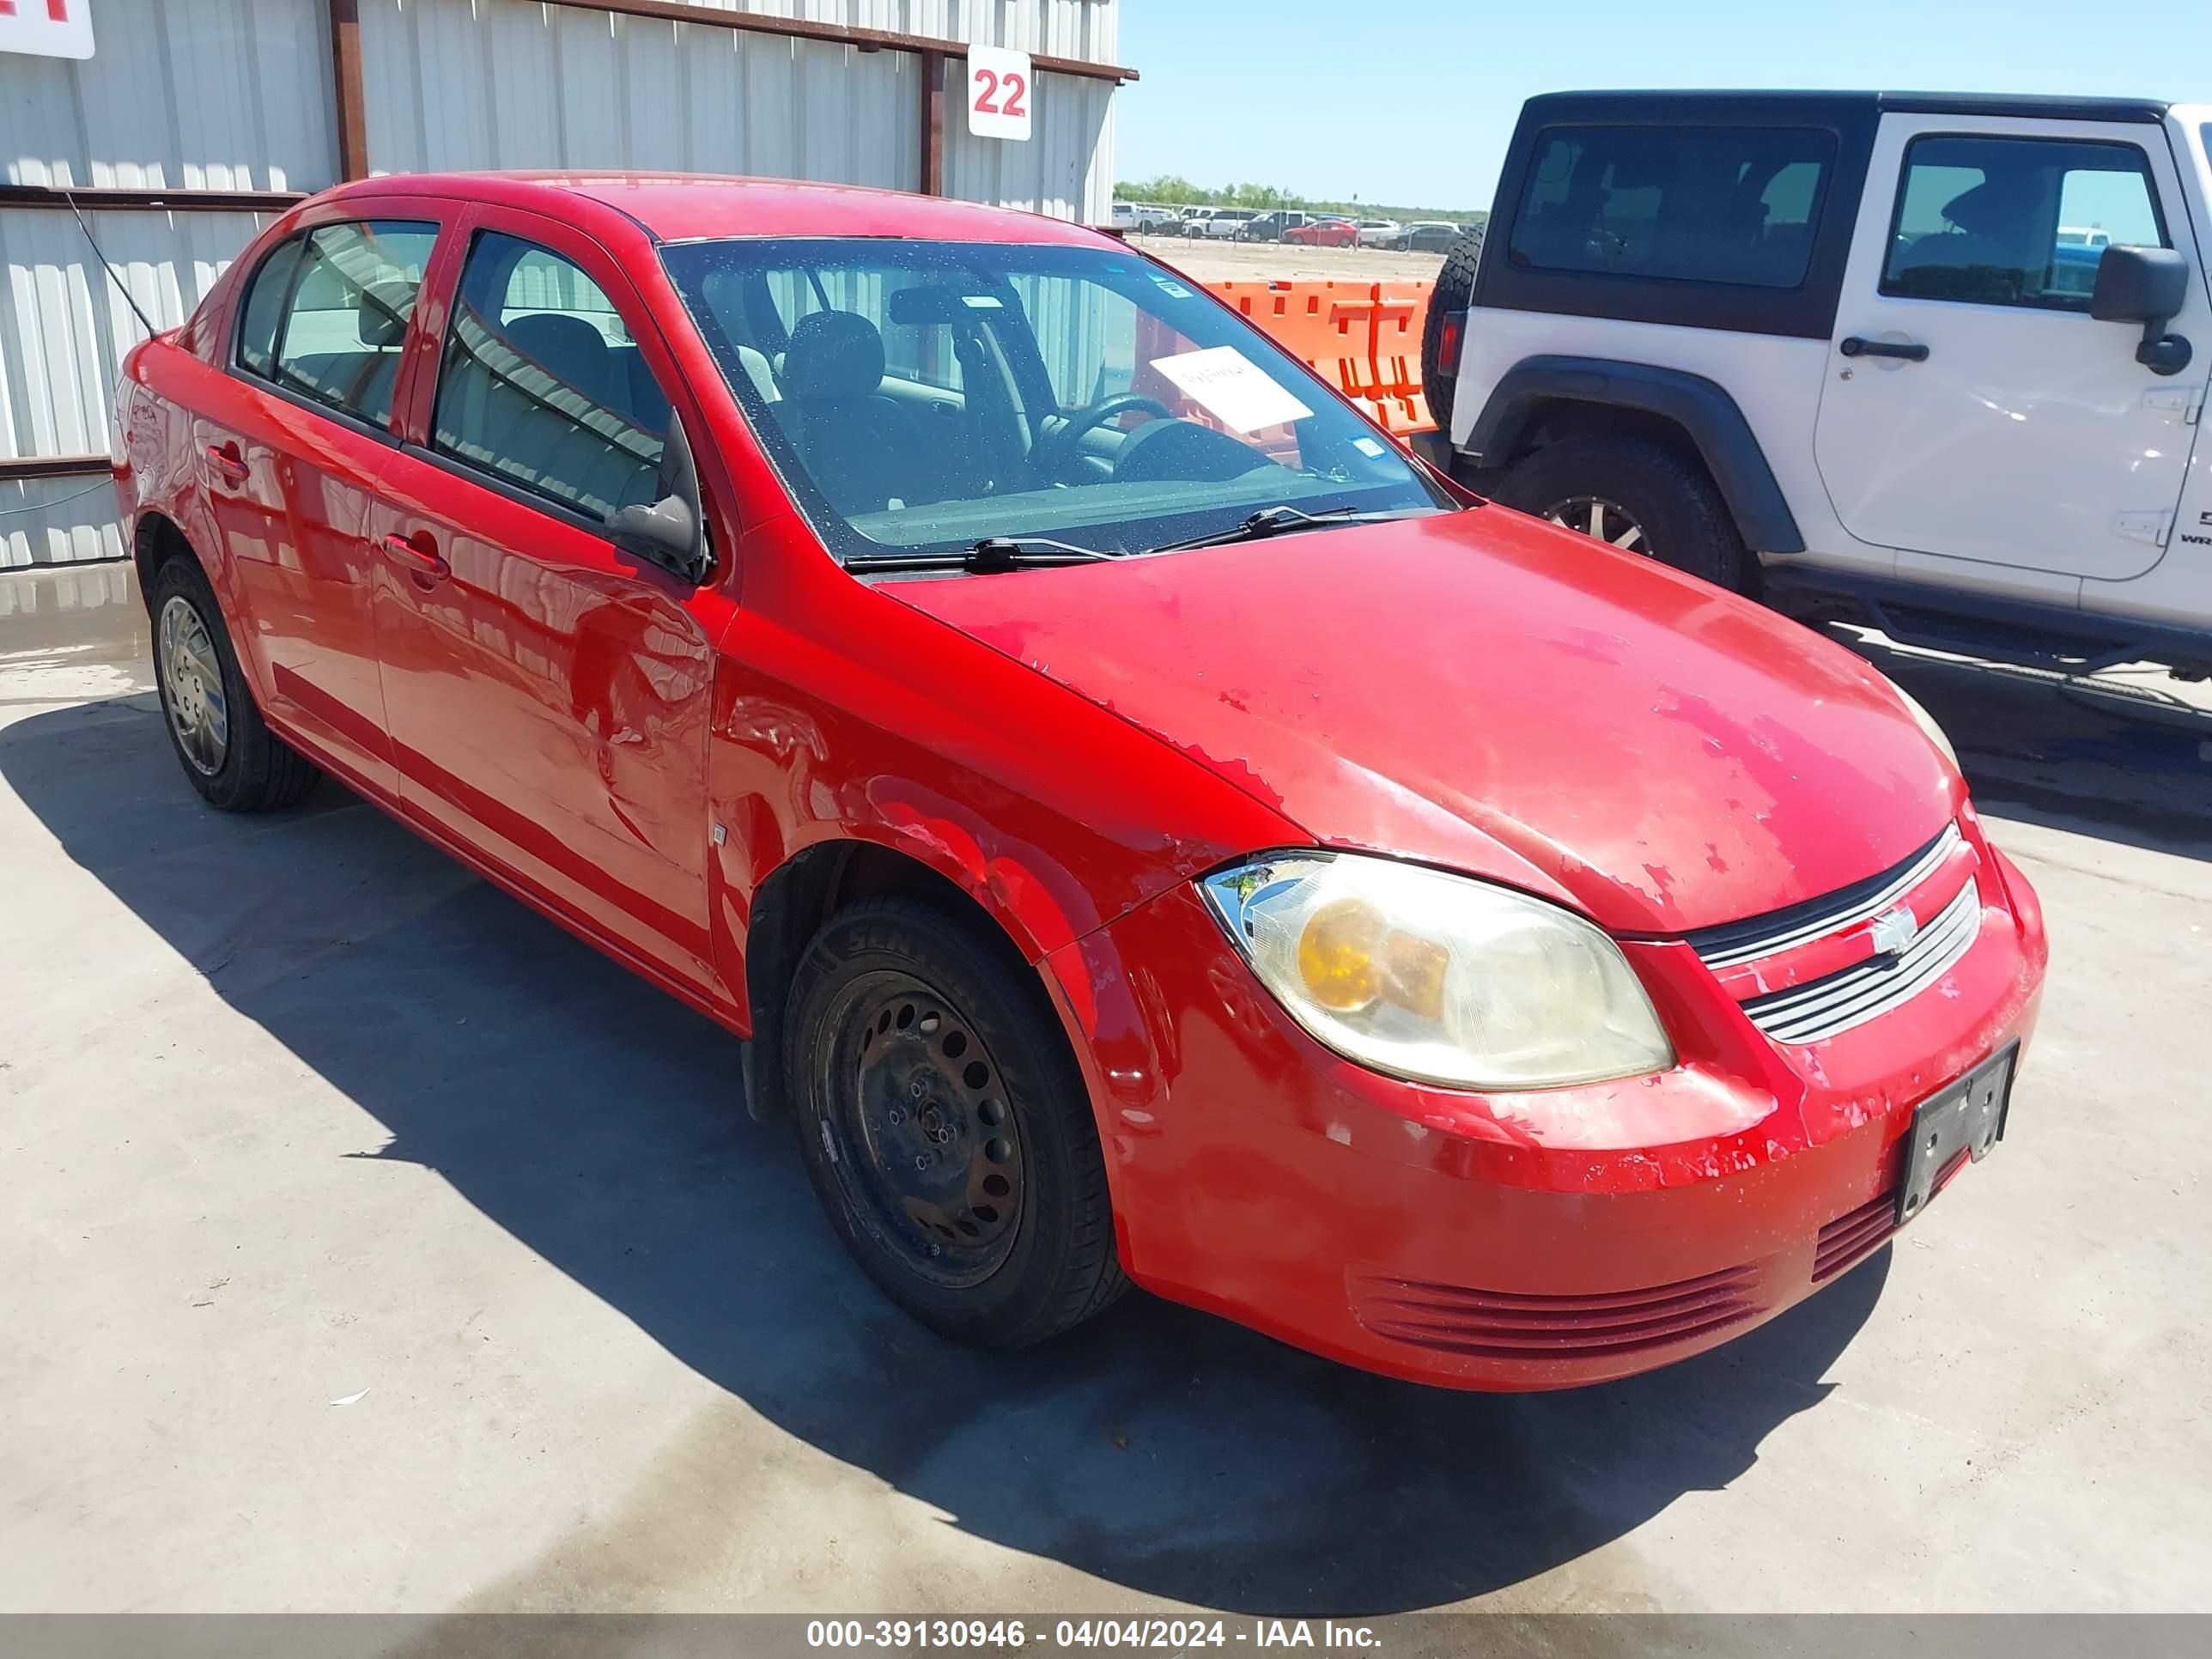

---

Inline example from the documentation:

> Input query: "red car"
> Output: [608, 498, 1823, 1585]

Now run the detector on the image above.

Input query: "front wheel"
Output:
[786, 898, 1127, 1348]
[1492, 434, 1749, 592]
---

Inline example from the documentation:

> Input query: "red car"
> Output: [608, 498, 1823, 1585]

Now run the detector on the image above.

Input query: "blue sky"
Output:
[1114, 0, 2212, 209]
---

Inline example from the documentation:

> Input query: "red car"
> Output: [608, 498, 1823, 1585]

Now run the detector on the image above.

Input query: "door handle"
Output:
[1840, 336, 1930, 362]
[380, 532, 451, 582]
[204, 441, 249, 483]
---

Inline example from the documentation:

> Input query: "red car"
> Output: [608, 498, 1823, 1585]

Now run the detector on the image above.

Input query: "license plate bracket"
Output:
[1899, 1043, 2017, 1225]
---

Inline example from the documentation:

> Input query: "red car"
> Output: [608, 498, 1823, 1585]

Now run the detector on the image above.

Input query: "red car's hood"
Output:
[890, 507, 1960, 933]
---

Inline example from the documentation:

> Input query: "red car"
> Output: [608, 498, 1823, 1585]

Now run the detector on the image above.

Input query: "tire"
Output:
[785, 896, 1128, 1348]
[1492, 434, 1750, 591]
[149, 554, 321, 812]
[1419, 222, 1486, 434]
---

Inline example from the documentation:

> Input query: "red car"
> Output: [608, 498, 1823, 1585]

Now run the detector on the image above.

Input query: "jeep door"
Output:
[1814, 114, 2207, 586]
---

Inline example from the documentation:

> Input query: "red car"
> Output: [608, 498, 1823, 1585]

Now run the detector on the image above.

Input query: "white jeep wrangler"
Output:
[1420, 92, 2212, 678]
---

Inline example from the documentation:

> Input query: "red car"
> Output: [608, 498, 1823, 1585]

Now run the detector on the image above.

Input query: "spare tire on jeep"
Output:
[1419, 222, 1485, 434]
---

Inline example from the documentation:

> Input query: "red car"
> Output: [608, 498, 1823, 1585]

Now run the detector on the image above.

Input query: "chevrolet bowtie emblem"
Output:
[1869, 906, 1920, 958]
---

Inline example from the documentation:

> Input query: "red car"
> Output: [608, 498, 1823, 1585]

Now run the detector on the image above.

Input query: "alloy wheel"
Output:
[158, 593, 229, 776]
[1545, 495, 1650, 556]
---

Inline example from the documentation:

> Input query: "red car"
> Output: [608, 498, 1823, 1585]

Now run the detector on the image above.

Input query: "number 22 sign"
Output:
[966, 45, 1032, 143]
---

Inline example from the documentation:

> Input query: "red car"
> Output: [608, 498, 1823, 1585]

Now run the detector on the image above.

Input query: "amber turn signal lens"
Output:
[1297, 897, 1384, 1011]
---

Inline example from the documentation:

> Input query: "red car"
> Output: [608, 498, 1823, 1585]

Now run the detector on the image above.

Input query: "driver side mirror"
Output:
[603, 412, 714, 581]
[606, 494, 704, 580]
[2091, 245, 2194, 375]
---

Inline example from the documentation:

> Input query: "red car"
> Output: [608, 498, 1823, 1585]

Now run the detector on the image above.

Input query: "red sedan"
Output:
[114, 174, 2045, 1389]
[1283, 216, 1358, 247]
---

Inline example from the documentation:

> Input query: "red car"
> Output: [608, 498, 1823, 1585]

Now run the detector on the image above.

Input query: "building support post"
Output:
[329, 0, 370, 182]
[920, 49, 945, 197]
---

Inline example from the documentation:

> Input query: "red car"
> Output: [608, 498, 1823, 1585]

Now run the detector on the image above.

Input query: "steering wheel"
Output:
[1031, 392, 1176, 477]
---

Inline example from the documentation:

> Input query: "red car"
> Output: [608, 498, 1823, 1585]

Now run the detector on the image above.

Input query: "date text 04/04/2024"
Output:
[803, 1618, 1384, 1648]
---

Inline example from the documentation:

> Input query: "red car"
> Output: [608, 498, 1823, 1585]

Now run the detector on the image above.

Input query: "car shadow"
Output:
[0, 693, 1887, 1615]
[1831, 626, 2212, 863]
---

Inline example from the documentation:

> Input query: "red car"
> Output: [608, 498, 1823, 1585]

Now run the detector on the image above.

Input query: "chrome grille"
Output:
[1691, 824, 1963, 969]
[1736, 878, 1983, 1044]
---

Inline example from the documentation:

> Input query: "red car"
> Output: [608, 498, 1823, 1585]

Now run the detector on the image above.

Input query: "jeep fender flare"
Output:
[1464, 356, 1805, 555]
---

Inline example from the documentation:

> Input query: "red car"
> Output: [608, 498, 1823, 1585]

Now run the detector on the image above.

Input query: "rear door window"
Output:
[431, 231, 671, 520]
[1881, 134, 2167, 308]
[1510, 125, 1837, 288]
[263, 221, 440, 427]
[235, 235, 307, 380]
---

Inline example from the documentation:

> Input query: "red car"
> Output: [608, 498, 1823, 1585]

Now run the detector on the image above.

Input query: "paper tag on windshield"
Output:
[1148, 346, 1312, 434]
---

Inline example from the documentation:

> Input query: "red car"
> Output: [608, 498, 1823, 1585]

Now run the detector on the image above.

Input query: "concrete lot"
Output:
[2, 558, 2209, 1616]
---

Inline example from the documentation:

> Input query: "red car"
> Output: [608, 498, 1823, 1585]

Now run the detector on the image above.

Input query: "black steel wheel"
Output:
[817, 969, 1026, 1289]
[786, 897, 1127, 1347]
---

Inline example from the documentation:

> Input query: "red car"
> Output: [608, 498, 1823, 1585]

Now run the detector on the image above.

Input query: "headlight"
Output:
[1893, 685, 1959, 769]
[1199, 854, 1674, 1091]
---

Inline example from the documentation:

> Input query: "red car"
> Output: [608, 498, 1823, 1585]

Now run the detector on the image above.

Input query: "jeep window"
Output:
[1508, 125, 1837, 289]
[1881, 135, 2167, 309]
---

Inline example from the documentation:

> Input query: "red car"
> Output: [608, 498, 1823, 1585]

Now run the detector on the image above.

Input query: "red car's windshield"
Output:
[660, 238, 1444, 563]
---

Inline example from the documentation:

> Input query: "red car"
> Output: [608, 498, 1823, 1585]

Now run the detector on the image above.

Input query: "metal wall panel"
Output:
[0, 475, 127, 570]
[945, 68, 1113, 223]
[360, 1, 921, 188]
[0, 0, 337, 191]
[1, 209, 272, 566]
[0, 555, 132, 620]
[360, 1, 1112, 212]
[2, 209, 270, 460]
[585, 2, 1119, 64]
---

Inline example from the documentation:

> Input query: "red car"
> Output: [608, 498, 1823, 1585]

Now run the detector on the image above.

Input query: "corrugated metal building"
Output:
[0, 0, 1131, 568]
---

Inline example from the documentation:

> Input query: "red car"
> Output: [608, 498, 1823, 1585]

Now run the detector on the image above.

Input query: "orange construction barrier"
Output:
[1208, 281, 1374, 403]
[1206, 278, 1437, 439]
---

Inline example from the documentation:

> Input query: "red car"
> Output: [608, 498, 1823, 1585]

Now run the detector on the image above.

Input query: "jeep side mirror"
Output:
[2091, 245, 2194, 376]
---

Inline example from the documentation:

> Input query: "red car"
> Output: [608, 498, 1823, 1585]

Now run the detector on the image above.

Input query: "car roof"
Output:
[319, 171, 1109, 246]
[1523, 89, 2172, 125]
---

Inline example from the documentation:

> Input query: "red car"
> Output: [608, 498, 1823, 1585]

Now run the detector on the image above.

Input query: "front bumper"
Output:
[1041, 834, 2047, 1391]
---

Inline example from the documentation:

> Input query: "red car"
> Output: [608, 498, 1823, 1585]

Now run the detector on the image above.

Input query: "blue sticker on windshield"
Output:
[1352, 436, 1387, 458]
[1146, 273, 1194, 300]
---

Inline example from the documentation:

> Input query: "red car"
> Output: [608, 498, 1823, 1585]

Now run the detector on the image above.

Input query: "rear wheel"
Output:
[1493, 434, 1749, 591]
[149, 556, 320, 811]
[786, 897, 1127, 1348]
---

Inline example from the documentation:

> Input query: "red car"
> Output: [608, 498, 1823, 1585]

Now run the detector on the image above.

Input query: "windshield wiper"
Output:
[848, 537, 1121, 574]
[1146, 503, 1440, 556]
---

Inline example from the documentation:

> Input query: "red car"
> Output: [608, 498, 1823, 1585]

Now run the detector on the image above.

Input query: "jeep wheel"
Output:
[1494, 435, 1749, 592]
[1419, 222, 1486, 433]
